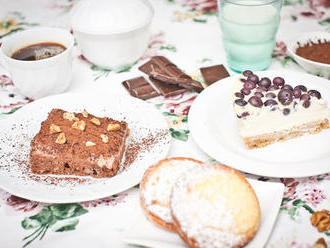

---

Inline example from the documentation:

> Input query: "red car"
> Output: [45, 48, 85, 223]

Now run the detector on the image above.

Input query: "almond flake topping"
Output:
[107, 123, 120, 131]
[90, 118, 101, 126]
[63, 112, 76, 121]
[82, 109, 88, 118]
[55, 132, 66, 144]
[100, 134, 109, 143]
[50, 124, 61, 134]
[72, 120, 86, 131]
[86, 141, 96, 147]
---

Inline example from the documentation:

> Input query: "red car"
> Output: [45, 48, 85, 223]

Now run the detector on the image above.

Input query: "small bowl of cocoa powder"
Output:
[287, 31, 330, 79]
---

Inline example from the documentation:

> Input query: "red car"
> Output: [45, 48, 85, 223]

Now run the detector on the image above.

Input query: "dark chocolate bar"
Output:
[149, 77, 186, 97]
[139, 56, 204, 92]
[122, 76, 160, 100]
[200, 64, 230, 86]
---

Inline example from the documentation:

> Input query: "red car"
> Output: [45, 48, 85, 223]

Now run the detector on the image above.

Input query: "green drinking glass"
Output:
[218, 0, 282, 72]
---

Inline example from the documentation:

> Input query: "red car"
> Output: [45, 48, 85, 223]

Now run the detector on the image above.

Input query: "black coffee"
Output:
[11, 42, 66, 61]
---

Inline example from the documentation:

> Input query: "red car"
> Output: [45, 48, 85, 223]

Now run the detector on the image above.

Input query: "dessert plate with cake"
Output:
[189, 70, 330, 178]
[0, 92, 171, 203]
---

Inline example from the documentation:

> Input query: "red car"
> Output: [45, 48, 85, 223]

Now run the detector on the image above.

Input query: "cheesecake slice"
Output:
[30, 109, 129, 178]
[233, 71, 330, 149]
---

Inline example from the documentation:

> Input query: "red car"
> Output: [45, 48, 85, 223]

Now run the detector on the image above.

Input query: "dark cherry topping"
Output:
[268, 85, 279, 91]
[283, 108, 290, 116]
[266, 92, 276, 98]
[303, 100, 310, 108]
[264, 99, 278, 107]
[255, 86, 268, 92]
[241, 88, 251, 95]
[254, 92, 264, 98]
[278, 89, 293, 105]
[293, 87, 302, 98]
[242, 70, 253, 77]
[241, 112, 250, 118]
[308, 90, 321, 99]
[296, 85, 307, 92]
[235, 92, 245, 99]
[282, 84, 294, 91]
[240, 78, 247, 83]
[248, 96, 263, 108]
[273, 77, 285, 87]
[235, 99, 248, 106]
[244, 81, 256, 90]
[258, 77, 271, 89]
[300, 94, 310, 101]
[247, 74, 259, 83]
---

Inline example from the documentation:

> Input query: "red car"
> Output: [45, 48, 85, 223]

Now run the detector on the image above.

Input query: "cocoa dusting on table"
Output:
[123, 131, 168, 170]
[296, 40, 330, 64]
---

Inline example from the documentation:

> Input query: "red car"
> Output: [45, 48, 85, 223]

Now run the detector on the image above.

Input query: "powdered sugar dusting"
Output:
[170, 165, 245, 248]
[142, 158, 201, 223]
[0, 93, 171, 203]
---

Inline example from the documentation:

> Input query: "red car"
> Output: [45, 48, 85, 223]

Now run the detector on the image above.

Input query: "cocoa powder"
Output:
[295, 40, 330, 65]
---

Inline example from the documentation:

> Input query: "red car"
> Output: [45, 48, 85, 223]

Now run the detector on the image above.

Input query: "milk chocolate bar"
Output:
[139, 56, 204, 92]
[200, 64, 230, 86]
[122, 76, 159, 100]
[149, 77, 186, 97]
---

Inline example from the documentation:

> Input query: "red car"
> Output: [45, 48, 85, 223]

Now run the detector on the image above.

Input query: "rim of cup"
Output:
[1, 27, 74, 65]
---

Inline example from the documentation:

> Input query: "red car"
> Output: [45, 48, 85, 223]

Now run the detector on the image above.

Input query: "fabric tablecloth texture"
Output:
[0, 0, 329, 247]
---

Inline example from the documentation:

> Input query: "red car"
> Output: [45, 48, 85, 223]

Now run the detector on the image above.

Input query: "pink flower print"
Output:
[5, 195, 41, 212]
[280, 178, 299, 208]
[164, 95, 197, 116]
[140, 32, 166, 61]
[272, 41, 288, 61]
[80, 193, 127, 208]
[301, 188, 326, 208]
[0, 74, 14, 87]
[307, 0, 330, 9]
[178, 0, 218, 13]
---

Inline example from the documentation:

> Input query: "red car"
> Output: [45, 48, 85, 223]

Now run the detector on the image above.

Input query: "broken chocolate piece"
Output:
[122, 76, 160, 100]
[139, 56, 204, 92]
[200, 64, 230, 86]
[149, 77, 186, 97]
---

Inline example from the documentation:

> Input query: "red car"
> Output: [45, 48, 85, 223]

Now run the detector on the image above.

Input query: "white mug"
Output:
[0, 27, 74, 99]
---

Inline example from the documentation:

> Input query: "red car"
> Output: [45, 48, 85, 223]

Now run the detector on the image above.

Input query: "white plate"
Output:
[188, 70, 330, 178]
[0, 92, 171, 203]
[123, 179, 284, 248]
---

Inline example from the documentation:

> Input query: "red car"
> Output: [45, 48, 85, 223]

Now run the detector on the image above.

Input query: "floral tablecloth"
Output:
[0, 0, 329, 247]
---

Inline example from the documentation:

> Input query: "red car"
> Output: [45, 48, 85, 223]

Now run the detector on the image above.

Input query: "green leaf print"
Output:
[155, 103, 164, 109]
[159, 44, 177, 52]
[52, 219, 79, 232]
[285, 199, 314, 219]
[169, 128, 190, 141]
[90, 65, 111, 81]
[319, 17, 330, 31]
[0, 27, 24, 39]
[193, 18, 207, 23]
[22, 203, 88, 247]
[0, 107, 22, 116]
[162, 112, 179, 117]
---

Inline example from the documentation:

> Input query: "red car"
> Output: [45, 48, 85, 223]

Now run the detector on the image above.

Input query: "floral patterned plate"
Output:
[0, 92, 171, 203]
[123, 179, 285, 248]
[189, 70, 330, 178]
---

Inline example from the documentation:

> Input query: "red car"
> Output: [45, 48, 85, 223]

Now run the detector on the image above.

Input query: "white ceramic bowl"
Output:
[287, 31, 330, 79]
[0, 27, 74, 99]
[70, 0, 154, 70]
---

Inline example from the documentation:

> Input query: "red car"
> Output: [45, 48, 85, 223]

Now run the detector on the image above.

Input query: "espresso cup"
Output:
[0, 27, 74, 99]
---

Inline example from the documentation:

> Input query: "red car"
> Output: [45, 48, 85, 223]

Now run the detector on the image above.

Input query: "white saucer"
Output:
[123, 179, 284, 248]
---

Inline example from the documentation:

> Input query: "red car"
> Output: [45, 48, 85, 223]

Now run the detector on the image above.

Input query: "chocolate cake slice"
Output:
[30, 109, 129, 178]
